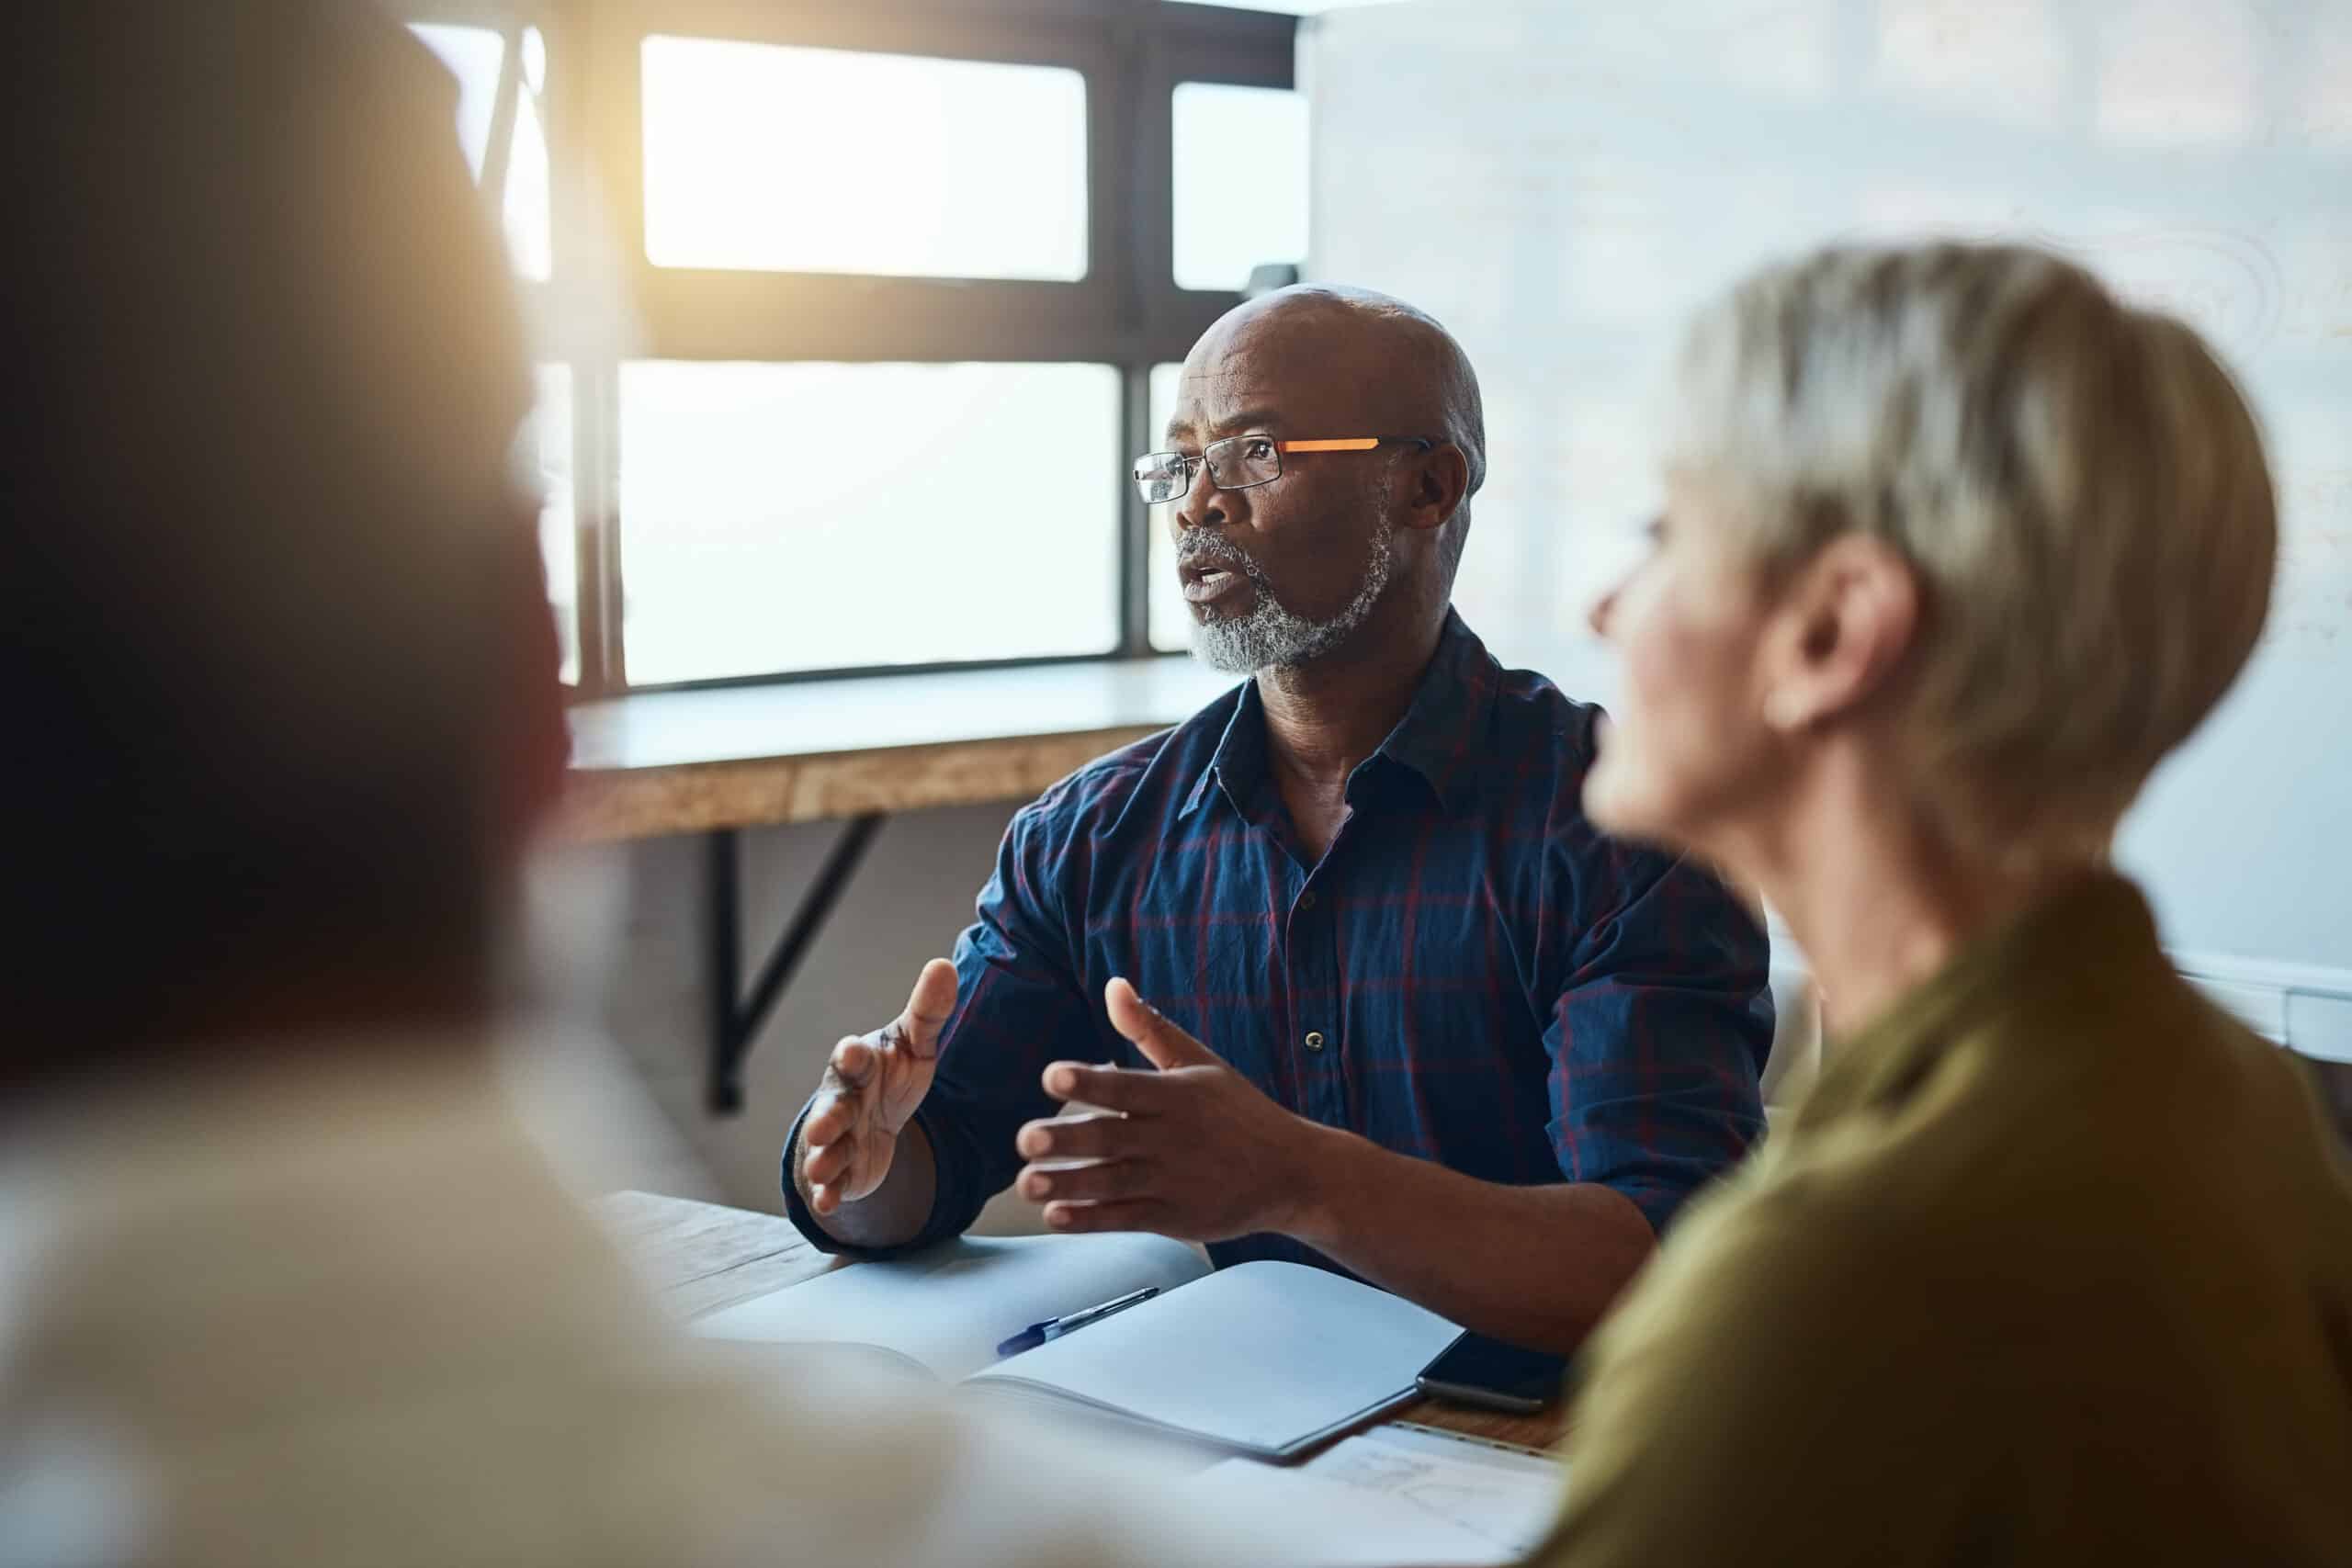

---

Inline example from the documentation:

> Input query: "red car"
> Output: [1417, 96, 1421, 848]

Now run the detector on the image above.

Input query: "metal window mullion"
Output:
[479, 24, 524, 211]
[1118, 364, 1155, 657]
[582, 0, 649, 694]
[531, 1, 621, 698]
[556, 358, 623, 696]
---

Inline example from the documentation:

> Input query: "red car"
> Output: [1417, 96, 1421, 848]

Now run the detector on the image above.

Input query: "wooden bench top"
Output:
[560, 658, 1237, 841]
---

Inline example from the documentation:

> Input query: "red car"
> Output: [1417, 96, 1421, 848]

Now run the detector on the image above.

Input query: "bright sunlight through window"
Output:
[641, 38, 1089, 280]
[1172, 84, 1308, 290]
[619, 362, 1120, 683]
[1148, 362, 1191, 652]
[407, 23, 549, 281]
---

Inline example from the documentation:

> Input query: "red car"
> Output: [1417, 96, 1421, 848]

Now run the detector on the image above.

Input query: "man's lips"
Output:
[1178, 549, 1254, 604]
[1182, 564, 1244, 604]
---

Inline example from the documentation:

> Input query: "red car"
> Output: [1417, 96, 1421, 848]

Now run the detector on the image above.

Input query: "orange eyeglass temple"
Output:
[1279, 438, 1382, 453]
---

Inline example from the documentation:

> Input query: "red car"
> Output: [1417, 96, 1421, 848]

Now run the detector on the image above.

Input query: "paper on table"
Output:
[1179, 1426, 1566, 1567]
[689, 1232, 1209, 1382]
[1304, 1427, 1564, 1555]
[965, 1261, 1460, 1457]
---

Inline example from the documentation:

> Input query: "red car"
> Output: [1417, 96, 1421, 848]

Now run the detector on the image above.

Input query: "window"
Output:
[1169, 1, 1398, 10]
[401, 3, 1299, 694]
[1173, 84, 1310, 291]
[1148, 362, 1193, 652]
[411, 17, 563, 679]
[642, 39, 1088, 281]
[504, 28, 552, 281]
[530, 366, 578, 684]
[407, 22, 551, 282]
[619, 362, 1120, 682]
[410, 24, 507, 177]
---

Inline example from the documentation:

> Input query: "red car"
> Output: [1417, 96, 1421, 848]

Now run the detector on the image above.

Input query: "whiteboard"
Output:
[1306, 0, 2352, 971]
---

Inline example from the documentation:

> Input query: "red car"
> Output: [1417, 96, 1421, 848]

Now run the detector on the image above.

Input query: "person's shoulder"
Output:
[1577, 1128, 1991, 1441]
[1463, 652, 1621, 858]
[1009, 679, 1247, 840]
[1492, 660, 1604, 758]
[1464, 641, 1603, 763]
[1439, 624, 1602, 797]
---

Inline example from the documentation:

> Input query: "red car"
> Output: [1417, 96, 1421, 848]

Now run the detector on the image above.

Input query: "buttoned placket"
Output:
[1284, 784, 1377, 1129]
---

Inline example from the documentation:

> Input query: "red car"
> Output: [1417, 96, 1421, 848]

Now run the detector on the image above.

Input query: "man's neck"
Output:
[1729, 749, 2095, 1040]
[1254, 608, 1447, 794]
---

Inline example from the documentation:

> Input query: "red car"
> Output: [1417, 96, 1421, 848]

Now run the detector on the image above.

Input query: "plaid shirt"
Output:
[785, 612, 1773, 1272]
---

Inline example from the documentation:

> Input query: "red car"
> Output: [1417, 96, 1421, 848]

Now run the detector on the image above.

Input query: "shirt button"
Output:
[1298, 890, 1318, 911]
[1304, 1031, 1326, 1052]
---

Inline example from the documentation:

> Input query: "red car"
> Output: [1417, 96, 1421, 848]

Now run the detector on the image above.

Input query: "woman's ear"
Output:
[1758, 534, 1919, 733]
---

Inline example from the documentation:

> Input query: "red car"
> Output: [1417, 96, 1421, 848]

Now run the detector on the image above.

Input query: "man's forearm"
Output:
[791, 1113, 940, 1251]
[1283, 1126, 1657, 1353]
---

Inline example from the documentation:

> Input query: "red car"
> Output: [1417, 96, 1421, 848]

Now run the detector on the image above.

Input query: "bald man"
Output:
[785, 288, 1774, 1351]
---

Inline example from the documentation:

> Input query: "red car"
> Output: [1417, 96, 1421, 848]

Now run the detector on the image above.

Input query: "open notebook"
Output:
[692, 1233, 1461, 1461]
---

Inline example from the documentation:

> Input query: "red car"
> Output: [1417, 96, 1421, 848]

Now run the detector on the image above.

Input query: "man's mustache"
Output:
[1176, 534, 1261, 577]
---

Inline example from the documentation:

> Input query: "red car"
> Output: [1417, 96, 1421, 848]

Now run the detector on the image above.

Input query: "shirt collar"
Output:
[1374, 609, 1498, 811]
[1179, 609, 1499, 820]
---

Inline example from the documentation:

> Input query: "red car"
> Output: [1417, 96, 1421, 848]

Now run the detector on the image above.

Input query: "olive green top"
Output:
[1532, 874, 2352, 1566]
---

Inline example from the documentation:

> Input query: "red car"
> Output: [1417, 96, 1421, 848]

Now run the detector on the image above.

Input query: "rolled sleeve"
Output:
[780, 795, 1102, 1256]
[1547, 844, 1773, 1235]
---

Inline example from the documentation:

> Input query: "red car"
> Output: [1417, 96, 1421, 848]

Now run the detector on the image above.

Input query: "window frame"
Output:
[401, 0, 1300, 695]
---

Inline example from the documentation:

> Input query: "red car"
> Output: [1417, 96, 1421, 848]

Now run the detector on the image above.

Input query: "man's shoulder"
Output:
[1010, 679, 1247, 839]
[1487, 658, 1603, 763]
[1446, 641, 1608, 823]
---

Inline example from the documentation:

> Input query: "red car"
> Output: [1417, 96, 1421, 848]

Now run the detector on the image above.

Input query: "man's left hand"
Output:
[1014, 977, 1327, 1243]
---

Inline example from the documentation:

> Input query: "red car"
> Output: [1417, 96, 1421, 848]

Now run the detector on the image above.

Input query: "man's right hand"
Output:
[798, 958, 958, 1215]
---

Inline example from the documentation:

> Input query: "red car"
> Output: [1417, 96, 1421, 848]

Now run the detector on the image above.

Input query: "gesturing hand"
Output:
[1013, 976, 1325, 1244]
[798, 958, 957, 1215]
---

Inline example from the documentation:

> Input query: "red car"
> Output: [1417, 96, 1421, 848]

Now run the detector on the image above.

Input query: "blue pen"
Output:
[995, 1285, 1160, 1359]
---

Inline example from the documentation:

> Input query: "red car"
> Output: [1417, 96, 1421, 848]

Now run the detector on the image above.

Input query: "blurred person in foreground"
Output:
[1529, 242, 2352, 1564]
[0, 6, 1271, 1565]
[786, 281, 1776, 1354]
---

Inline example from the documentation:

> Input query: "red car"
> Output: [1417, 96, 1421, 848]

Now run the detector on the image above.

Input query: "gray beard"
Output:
[1184, 525, 1396, 675]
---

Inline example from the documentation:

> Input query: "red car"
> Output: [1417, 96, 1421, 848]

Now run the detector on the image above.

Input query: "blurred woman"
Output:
[1532, 243, 2352, 1566]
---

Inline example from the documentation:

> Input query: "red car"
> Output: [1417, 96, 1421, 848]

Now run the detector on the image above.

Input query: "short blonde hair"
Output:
[1666, 242, 2277, 861]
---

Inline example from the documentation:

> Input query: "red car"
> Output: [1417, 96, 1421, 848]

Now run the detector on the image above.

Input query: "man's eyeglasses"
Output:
[1132, 434, 1437, 505]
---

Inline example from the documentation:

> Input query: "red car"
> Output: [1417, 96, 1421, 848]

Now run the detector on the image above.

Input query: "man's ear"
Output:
[1758, 533, 1919, 733]
[1397, 442, 1473, 535]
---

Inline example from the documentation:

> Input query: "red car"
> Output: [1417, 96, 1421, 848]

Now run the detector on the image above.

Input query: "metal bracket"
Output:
[705, 814, 886, 1115]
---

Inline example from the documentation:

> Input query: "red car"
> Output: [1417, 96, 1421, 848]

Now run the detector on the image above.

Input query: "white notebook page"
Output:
[965, 1260, 1460, 1455]
[689, 1232, 1209, 1382]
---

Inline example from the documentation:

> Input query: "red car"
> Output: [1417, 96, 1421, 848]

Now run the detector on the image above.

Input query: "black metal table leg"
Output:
[706, 814, 887, 1115]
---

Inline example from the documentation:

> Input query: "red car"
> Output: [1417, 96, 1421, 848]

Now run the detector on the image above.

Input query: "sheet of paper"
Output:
[965, 1260, 1460, 1457]
[1175, 1426, 1566, 1567]
[1303, 1428, 1565, 1555]
[689, 1232, 1209, 1382]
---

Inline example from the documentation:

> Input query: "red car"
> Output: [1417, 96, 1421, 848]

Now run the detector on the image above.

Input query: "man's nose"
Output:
[1172, 457, 1227, 533]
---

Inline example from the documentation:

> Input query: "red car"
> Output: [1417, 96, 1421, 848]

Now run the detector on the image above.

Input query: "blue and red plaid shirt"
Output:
[785, 612, 1773, 1272]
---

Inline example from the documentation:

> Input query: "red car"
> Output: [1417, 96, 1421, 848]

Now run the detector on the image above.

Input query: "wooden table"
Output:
[598, 1190, 1571, 1453]
[561, 659, 1234, 1112]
